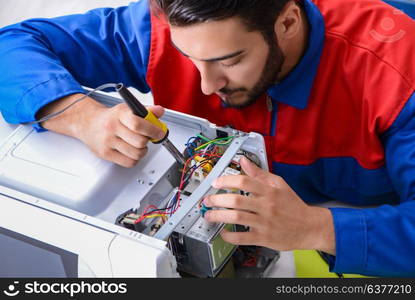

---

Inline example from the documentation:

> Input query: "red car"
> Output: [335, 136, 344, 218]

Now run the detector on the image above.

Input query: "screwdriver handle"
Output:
[116, 83, 168, 143]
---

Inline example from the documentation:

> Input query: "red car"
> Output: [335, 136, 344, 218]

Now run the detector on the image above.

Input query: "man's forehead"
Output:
[171, 39, 246, 62]
[170, 17, 261, 61]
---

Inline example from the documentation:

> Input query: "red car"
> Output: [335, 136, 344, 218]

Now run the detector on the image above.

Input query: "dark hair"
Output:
[151, 0, 297, 43]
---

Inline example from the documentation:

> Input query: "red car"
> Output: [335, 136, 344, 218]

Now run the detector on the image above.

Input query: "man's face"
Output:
[171, 17, 285, 108]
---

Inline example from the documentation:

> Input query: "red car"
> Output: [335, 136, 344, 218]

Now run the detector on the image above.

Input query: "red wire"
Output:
[135, 152, 223, 223]
[167, 154, 197, 216]
[169, 153, 222, 216]
[134, 204, 160, 224]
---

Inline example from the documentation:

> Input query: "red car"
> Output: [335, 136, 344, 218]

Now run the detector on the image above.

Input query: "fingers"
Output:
[213, 157, 284, 192]
[80, 103, 165, 168]
[100, 148, 140, 168]
[240, 156, 278, 187]
[118, 104, 166, 141]
[97, 137, 148, 168]
[106, 104, 165, 167]
[112, 137, 148, 161]
[147, 105, 165, 118]
[204, 193, 260, 213]
[115, 122, 150, 149]
[204, 209, 258, 228]
[239, 156, 262, 177]
[212, 174, 263, 195]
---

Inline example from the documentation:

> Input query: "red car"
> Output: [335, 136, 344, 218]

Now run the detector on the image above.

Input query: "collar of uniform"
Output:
[267, 0, 325, 110]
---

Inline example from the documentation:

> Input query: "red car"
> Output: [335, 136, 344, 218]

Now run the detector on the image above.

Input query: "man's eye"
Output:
[221, 59, 241, 68]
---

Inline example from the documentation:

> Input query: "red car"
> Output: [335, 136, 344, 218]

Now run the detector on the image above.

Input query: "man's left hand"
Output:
[203, 157, 336, 254]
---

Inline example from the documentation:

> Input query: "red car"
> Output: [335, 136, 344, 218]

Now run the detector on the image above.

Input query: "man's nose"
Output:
[199, 63, 227, 95]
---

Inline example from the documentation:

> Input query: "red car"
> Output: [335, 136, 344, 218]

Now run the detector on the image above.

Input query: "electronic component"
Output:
[171, 206, 237, 277]
[199, 203, 212, 217]
[223, 166, 241, 176]
[192, 168, 205, 182]
[149, 217, 165, 236]
[194, 155, 213, 173]
[115, 130, 277, 277]
[233, 246, 280, 278]
[115, 209, 147, 232]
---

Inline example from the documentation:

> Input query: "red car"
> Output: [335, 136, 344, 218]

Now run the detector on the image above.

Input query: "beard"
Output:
[219, 39, 285, 109]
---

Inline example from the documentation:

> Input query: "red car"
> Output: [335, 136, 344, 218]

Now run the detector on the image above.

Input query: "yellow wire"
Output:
[195, 139, 230, 151]
[144, 214, 167, 219]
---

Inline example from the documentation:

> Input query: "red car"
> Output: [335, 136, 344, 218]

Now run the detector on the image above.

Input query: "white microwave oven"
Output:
[0, 90, 280, 278]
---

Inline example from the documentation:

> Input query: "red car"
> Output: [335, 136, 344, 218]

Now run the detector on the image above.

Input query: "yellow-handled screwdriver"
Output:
[115, 83, 186, 166]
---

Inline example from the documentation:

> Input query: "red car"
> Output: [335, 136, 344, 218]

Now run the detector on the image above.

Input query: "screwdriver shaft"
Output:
[162, 138, 186, 165]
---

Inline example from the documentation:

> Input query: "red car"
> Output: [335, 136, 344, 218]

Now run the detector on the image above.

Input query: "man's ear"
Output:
[274, 1, 303, 42]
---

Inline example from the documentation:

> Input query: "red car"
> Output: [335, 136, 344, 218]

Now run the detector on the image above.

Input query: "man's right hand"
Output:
[38, 94, 166, 168]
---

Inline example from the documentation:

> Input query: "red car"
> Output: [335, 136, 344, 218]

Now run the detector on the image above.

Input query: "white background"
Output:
[0, 0, 133, 27]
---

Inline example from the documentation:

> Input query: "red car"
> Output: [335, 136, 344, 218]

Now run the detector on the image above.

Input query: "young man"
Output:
[0, 0, 414, 276]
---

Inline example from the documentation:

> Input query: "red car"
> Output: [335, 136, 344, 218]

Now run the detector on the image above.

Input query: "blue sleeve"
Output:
[0, 0, 152, 129]
[328, 91, 415, 277]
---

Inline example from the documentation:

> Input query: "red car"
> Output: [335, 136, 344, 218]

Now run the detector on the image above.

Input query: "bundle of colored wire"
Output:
[135, 152, 222, 224]
[133, 134, 230, 224]
[133, 154, 202, 223]
[167, 153, 222, 216]
[185, 136, 200, 157]
[133, 204, 160, 224]
[194, 134, 235, 151]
